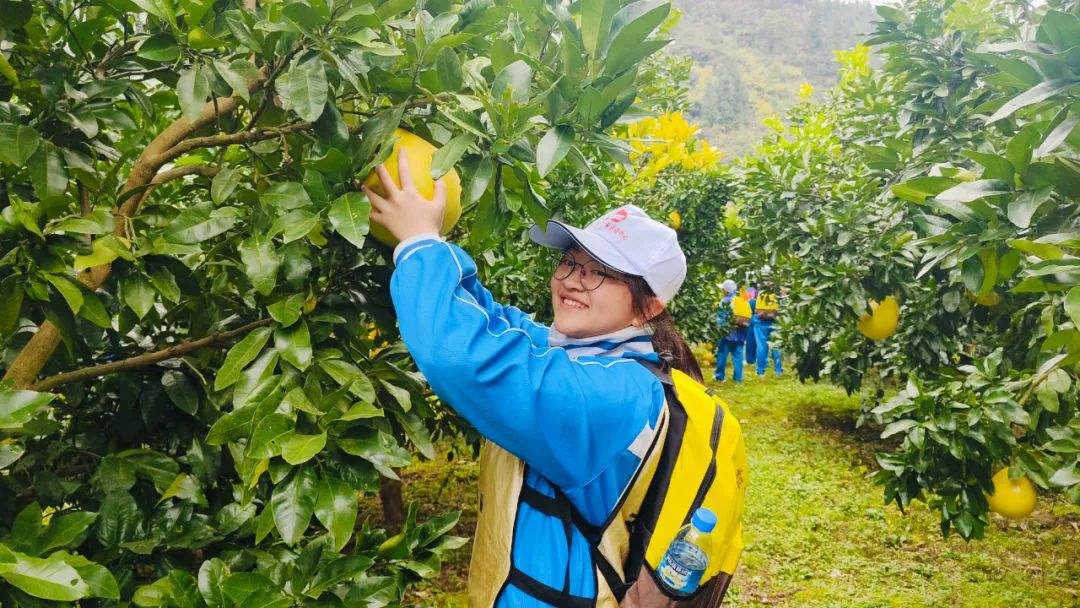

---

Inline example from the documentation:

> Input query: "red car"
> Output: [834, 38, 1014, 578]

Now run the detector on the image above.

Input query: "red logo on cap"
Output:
[610, 209, 629, 222]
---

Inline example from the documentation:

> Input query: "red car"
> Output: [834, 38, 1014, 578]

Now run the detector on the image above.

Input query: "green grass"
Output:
[398, 368, 1080, 607]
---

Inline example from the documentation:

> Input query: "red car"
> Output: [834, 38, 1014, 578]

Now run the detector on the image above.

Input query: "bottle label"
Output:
[657, 541, 706, 594]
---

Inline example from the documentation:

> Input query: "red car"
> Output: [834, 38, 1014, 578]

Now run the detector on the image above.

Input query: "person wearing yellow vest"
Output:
[365, 150, 746, 606]
[752, 278, 782, 377]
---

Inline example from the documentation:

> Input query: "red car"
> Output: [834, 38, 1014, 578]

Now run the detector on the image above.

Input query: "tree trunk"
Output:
[379, 476, 406, 534]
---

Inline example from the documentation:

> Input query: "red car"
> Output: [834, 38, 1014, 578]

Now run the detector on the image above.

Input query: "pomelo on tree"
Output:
[363, 129, 462, 246]
[668, 211, 682, 230]
[857, 295, 899, 340]
[973, 290, 1002, 307]
[986, 468, 1037, 519]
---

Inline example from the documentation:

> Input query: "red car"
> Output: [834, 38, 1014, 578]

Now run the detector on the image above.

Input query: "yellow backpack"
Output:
[596, 363, 748, 606]
[755, 292, 779, 321]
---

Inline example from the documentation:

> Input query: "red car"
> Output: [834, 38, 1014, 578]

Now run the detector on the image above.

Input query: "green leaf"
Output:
[337, 430, 412, 479]
[284, 61, 328, 122]
[137, 32, 180, 61]
[313, 477, 358, 552]
[0, 53, 17, 84]
[162, 370, 199, 415]
[604, 0, 670, 57]
[430, 133, 474, 180]
[238, 236, 281, 296]
[177, 66, 210, 124]
[271, 467, 318, 546]
[881, 419, 918, 438]
[435, 47, 463, 91]
[68, 555, 120, 599]
[120, 449, 181, 492]
[962, 150, 1014, 183]
[159, 472, 207, 506]
[319, 359, 376, 402]
[120, 274, 156, 319]
[1049, 465, 1080, 488]
[198, 558, 229, 607]
[1007, 239, 1065, 260]
[0, 277, 24, 336]
[988, 79, 1080, 123]
[44, 274, 84, 315]
[269, 209, 321, 245]
[281, 432, 326, 465]
[95, 492, 140, 548]
[167, 206, 240, 244]
[0, 442, 27, 469]
[579, 0, 618, 57]
[0, 550, 90, 601]
[267, 293, 305, 327]
[211, 167, 242, 204]
[247, 413, 294, 459]
[0, 390, 54, 430]
[31, 512, 98, 556]
[536, 125, 574, 178]
[1007, 188, 1054, 229]
[206, 404, 258, 445]
[463, 156, 495, 205]
[0, 123, 41, 166]
[215, 326, 273, 391]
[492, 60, 532, 104]
[274, 321, 312, 371]
[1037, 10, 1080, 51]
[28, 144, 68, 199]
[1066, 287, 1080, 328]
[328, 192, 371, 249]
[394, 410, 434, 459]
[262, 181, 313, 210]
[74, 236, 130, 271]
[1035, 114, 1080, 157]
[961, 255, 983, 294]
[934, 180, 1011, 203]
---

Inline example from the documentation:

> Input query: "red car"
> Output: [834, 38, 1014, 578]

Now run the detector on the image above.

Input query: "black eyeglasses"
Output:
[553, 255, 626, 291]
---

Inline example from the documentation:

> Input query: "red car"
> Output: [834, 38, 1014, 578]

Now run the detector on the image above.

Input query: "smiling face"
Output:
[550, 246, 639, 339]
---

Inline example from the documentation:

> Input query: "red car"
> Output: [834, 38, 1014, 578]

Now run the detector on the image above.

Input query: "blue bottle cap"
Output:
[692, 507, 717, 533]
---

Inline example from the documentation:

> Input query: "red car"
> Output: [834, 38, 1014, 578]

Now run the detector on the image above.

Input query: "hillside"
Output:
[670, 0, 877, 156]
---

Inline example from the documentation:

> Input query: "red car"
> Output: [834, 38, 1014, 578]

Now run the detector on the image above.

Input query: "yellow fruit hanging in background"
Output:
[363, 129, 463, 246]
[987, 468, 1037, 520]
[974, 290, 1002, 307]
[857, 296, 900, 340]
[669, 211, 682, 230]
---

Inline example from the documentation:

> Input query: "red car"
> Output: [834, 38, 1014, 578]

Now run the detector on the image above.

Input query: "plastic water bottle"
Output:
[656, 507, 717, 594]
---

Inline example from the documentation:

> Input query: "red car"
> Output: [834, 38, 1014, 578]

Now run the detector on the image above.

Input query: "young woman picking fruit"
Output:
[366, 148, 743, 606]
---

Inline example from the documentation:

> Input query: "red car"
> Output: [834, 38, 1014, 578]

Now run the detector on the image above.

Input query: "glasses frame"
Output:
[553, 253, 628, 292]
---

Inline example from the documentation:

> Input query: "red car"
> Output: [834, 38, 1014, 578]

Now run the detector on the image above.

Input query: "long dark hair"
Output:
[627, 277, 704, 383]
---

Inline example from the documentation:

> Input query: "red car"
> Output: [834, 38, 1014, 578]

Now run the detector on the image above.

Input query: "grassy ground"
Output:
[394, 367, 1080, 607]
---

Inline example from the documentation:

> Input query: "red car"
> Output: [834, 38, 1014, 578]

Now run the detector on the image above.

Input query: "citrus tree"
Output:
[728, 0, 1080, 539]
[0, 0, 675, 602]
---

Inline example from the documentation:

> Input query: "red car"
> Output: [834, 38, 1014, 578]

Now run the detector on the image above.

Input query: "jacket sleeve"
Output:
[390, 238, 665, 490]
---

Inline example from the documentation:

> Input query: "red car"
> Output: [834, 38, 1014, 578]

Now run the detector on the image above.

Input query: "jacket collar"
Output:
[548, 326, 657, 361]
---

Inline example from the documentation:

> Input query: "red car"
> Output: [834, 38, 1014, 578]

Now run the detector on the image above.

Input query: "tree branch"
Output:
[129, 164, 221, 215]
[155, 121, 313, 166]
[30, 319, 274, 392]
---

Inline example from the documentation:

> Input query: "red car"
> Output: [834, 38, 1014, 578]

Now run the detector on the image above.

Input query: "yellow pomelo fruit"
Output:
[669, 211, 682, 230]
[987, 468, 1037, 520]
[187, 27, 222, 50]
[363, 129, 463, 246]
[857, 295, 900, 340]
[974, 290, 1002, 307]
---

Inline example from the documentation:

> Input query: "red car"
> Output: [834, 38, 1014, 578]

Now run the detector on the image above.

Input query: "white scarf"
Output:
[547, 325, 656, 361]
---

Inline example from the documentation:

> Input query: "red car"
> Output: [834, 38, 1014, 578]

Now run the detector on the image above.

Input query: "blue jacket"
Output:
[717, 294, 746, 342]
[390, 236, 666, 605]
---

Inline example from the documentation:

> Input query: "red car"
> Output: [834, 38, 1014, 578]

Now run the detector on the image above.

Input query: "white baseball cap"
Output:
[528, 204, 687, 303]
[722, 279, 737, 293]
